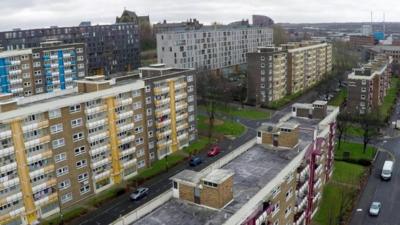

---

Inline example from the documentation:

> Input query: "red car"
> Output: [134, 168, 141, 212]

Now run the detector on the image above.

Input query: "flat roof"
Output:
[171, 170, 203, 186]
[0, 49, 32, 58]
[132, 143, 307, 225]
[203, 169, 234, 184]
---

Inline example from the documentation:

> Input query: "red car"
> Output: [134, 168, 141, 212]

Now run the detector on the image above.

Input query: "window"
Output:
[257, 131, 262, 137]
[361, 95, 366, 100]
[50, 124, 63, 134]
[135, 137, 144, 145]
[145, 85, 151, 93]
[52, 138, 65, 149]
[147, 119, 153, 127]
[73, 132, 84, 142]
[148, 141, 154, 149]
[48, 109, 61, 119]
[189, 115, 195, 122]
[56, 166, 69, 177]
[33, 62, 41, 67]
[58, 179, 71, 190]
[203, 181, 218, 187]
[74, 146, 86, 156]
[138, 160, 145, 169]
[134, 114, 143, 122]
[69, 104, 81, 113]
[173, 181, 178, 189]
[133, 102, 142, 110]
[148, 131, 153, 138]
[187, 75, 194, 82]
[77, 48, 84, 53]
[134, 126, 143, 134]
[80, 185, 90, 195]
[188, 95, 194, 102]
[71, 118, 83, 128]
[76, 160, 87, 169]
[188, 105, 194, 112]
[361, 87, 367, 93]
[285, 206, 292, 218]
[54, 153, 67, 163]
[146, 108, 152, 116]
[188, 85, 194, 92]
[150, 152, 155, 159]
[286, 188, 293, 201]
[78, 63, 84, 69]
[137, 148, 145, 157]
[146, 97, 151, 104]
[361, 80, 367, 85]
[61, 193, 72, 204]
[78, 172, 89, 182]
[132, 90, 141, 97]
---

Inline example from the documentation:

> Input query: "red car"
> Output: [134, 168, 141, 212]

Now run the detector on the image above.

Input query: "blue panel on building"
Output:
[58, 50, 66, 90]
[374, 32, 385, 41]
[0, 58, 10, 93]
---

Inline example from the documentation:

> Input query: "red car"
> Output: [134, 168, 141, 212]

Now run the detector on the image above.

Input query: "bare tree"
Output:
[196, 69, 226, 141]
[273, 25, 288, 46]
[337, 113, 351, 150]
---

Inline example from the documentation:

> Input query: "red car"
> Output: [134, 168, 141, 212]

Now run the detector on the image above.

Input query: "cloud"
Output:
[0, 0, 397, 31]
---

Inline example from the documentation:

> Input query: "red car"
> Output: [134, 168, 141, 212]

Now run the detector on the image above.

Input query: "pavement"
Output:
[350, 95, 400, 225]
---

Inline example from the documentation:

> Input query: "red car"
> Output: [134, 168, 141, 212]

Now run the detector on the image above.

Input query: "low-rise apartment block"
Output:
[347, 54, 392, 115]
[0, 64, 196, 225]
[0, 40, 86, 97]
[246, 41, 332, 106]
[129, 100, 339, 225]
[156, 17, 273, 72]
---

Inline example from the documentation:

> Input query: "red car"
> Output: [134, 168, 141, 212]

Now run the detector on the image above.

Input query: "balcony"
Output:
[0, 162, 17, 174]
[176, 113, 188, 122]
[175, 93, 187, 101]
[116, 98, 133, 107]
[122, 159, 137, 168]
[29, 164, 55, 180]
[32, 178, 57, 194]
[85, 105, 107, 115]
[89, 144, 110, 156]
[27, 150, 52, 164]
[154, 86, 169, 95]
[178, 133, 188, 141]
[88, 131, 109, 143]
[94, 169, 111, 181]
[91, 157, 111, 169]
[0, 192, 22, 206]
[120, 147, 136, 157]
[155, 108, 171, 118]
[8, 69, 22, 76]
[0, 129, 12, 139]
[117, 110, 134, 120]
[34, 191, 58, 207]
[86, 118, 107, 130]
[157, 129, 172, 139]
[157, 140, 172, 149]
[22, 120, 49, 132]
[175, 102, 188, 111]
[120, 135, 135, 144]
[156, 119, 171, 129]
[0, 146, 14, 158]
[176, 123, 189, 131]
[9, 78, 22, 85]
[117, 123, 135, 133]
[155, 98, 170, 106]
[175, 82, 187, 90]
[10, 60, 21, 66]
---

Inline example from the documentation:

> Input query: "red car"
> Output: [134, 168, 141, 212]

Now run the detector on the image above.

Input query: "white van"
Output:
[381, 160, 394, 180]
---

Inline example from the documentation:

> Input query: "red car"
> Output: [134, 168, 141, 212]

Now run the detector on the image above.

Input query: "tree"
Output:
[354, 113, 382, 153]
[337, 113, 351, 150]
[139, 21, 155, 51]
[273, 25, 288, 46]
[196, 70, 227, 141]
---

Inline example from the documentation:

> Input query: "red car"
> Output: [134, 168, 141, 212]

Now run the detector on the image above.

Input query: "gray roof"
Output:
[203, 169, 234, 184]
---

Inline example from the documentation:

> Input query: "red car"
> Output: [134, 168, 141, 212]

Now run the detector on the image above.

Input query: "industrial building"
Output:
[0, 64, 197, 225]
[0, 40, 86, 97]
[127, 100, 339, 225]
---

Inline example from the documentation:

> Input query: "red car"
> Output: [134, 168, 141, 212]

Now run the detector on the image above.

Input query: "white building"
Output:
[156, 25, 273, 70]
[361, 24, 373, 36]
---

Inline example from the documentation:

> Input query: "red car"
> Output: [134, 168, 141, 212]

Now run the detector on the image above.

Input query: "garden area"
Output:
[313, 141, 376, 225]
[196, 114, 246, 138]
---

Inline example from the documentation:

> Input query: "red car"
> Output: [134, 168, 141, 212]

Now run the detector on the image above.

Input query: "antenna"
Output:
[383, 12, 386, 34]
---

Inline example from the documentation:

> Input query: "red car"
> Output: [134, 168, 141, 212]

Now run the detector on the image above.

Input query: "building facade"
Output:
[153, 19, 203, 35]
[347, 54, 392, 115]
[0, 41, 86, 97]
[130, 100, 339, 225]
[156, 20, 273, 71]
[0, 23, 140, 76]
[284, 41, 332, 94]
[0, 64, 196, 225]
[349, 35, 375, 47]
[246, 47, 287, 105]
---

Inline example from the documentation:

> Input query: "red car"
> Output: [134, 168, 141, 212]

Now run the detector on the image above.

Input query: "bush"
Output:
[335, 158, 372, 166]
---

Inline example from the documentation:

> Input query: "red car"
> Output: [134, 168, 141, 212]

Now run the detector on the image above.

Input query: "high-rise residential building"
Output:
[347, 54, 392, 115]
[0, 64, 196, 225]
[0, 40, 86, 97]
[0, 22, 140, 76]
[156, 17, 273, 72]
[247, 47, 287, 105]
[125, 100, 339, 225]
[283, 41, 332, 94]
[246, 41, 332, 106]
[365, 45, 400, 74]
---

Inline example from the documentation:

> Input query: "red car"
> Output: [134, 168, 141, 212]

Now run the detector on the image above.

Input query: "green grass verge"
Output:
[182, 136, 211, 154]
[197, 115, 245, 137]
[313, 162, 366, 225]
[135, 152, 185, 180]
[332, 161, 365, 184]
[41, 206, 88, 225]
[329, 89, 347, 106]
[335, 141, 376, 161]
[199, 104, 270, 120]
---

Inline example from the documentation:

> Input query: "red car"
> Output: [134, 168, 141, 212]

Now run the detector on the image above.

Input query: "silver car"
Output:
[369, 202, 381, 216]
[130, 187, 149, 201]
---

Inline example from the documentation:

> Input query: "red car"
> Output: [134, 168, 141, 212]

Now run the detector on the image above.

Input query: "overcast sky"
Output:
[0, 0, 397, 31]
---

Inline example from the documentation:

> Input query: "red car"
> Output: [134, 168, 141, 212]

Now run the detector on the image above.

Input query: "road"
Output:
[67, 117, 258, 225]
[66, 86, 322, 225]
[350, 96, 400, 225]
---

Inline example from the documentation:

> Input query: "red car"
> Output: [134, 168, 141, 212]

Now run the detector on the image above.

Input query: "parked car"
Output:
[189, 157, 202, 167]
[381, 160, 394, 180]
[369, 201, 381, 216]
[208, 145, 221, 157]
[130, 187, 149, 201]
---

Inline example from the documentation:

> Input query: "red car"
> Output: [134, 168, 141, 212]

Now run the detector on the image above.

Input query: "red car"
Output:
[207, 146, 221, 157]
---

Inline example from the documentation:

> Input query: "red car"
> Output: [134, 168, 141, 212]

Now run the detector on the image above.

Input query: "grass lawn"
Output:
[199, 104, 270, 120]
[332, 161, 365, 184]
[197, 115, 246, 137]
[329, 89, 347, 106]
[345, 124, 364, 137]
[378, 77, 399, 121]
[183, 136, 211, 154]
[135, 152, 186, 180]
[41, 206, 88, 225]
[335, 141, 376, 161]
[313, 162, 366, 225]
